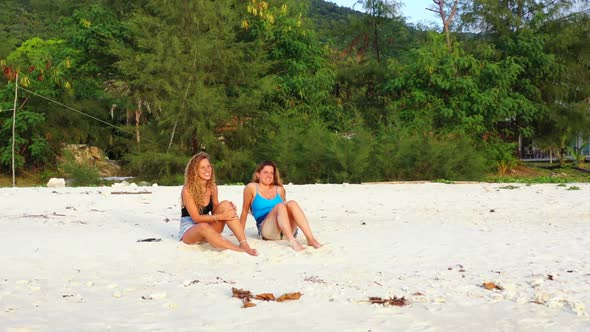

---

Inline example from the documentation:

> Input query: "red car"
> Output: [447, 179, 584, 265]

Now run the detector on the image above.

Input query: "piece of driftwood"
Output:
[137, 238, 161, 242]
[22, 212, 66, 218]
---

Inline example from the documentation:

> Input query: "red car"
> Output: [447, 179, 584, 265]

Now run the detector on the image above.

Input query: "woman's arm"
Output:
[239, 183, 255, 229]
[279, 186, 286, 201]
[211, 184, 219, 210]
[181, 186, 218, 224]
[212, 184, 238, 221]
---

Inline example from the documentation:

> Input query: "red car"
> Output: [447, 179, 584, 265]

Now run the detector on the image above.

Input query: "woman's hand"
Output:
[218, 206, 238, 221]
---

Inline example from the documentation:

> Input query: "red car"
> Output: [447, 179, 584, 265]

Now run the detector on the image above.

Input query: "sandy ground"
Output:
[0, 183, 589, 331]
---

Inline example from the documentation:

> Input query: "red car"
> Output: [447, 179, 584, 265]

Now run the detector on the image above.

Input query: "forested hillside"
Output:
[1, 0, 589, 184]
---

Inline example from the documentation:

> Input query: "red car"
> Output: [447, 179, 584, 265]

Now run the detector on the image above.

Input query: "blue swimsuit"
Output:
[251, 185, 284, 229]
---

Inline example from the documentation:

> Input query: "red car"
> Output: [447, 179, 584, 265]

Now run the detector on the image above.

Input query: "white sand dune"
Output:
[1, 183, 589, 331]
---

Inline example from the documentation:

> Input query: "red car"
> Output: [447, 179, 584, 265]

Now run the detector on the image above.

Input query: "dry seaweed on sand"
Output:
[232, 288, 255, 308]
[276, 292, 302, 302]
[368, 296, 408, 307]
[232, 288, 302, 308]
[482, 282, 503, 290]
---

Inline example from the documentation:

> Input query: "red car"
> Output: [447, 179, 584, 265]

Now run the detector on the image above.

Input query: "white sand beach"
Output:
[1, 183, 589, 331]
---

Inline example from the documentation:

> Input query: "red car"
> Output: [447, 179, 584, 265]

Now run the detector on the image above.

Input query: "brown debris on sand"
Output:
[232, 288, 303, 308]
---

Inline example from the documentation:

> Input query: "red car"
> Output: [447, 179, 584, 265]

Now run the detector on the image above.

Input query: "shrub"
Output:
[215, 148, 255, 184]
[374, 129, 488, 181]
[125, 151, 187, 184]
[59, 151, 101, 186]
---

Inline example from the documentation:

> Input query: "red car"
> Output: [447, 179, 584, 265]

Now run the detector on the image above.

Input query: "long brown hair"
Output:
[251, 160, 284, 187]
[183, 152, 216, 210]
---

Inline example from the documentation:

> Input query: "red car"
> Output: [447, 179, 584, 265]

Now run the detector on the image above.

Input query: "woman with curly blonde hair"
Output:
[179, 152, 257, 255]
[240, 160, 322, 251]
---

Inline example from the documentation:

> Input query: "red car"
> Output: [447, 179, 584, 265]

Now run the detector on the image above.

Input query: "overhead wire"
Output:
[17, 86, 162, 146]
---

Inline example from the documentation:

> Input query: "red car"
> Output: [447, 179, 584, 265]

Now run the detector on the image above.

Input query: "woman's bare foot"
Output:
[307, 239, 323, 249]
[239, 241, 258, 256]
[289, 238, 305, 251]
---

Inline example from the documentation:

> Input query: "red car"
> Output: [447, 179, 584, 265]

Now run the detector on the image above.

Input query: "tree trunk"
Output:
[191, 129, 199, 154]
[12, 72, 18, 187]
[373, 18, 381, 63]
[428, 0, 459, 50]
[135, 100, 142, 144]
[167, 50, 198, 153]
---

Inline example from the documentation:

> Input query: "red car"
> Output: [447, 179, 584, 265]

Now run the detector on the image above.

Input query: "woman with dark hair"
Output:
[239, 160, 322, 251]
[179, 152, 257, 256]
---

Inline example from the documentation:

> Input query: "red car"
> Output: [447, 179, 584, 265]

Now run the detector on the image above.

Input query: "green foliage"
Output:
[59, 151, 101, 187]
[486, 175, 568, 184]
[0, 34, 80, 172]
[333, 60, 390, 129]
[480, 137, 518, 175]
[253, 115, 336, 183]
[460, 0, 581, 38]
[344, 0, 401, 63]
[327, 1, 417, 130]
[58, 5, 125, 102]
[307, 0, 362, 46]
[108, 0, 261, 158]
[567, 144, 588, 166]
[125, 151, 187, 185]
[330, 127, 375, 183]
[387, 33, 544, 139]
[214, 148, 256, 185]
[5, 37, 75, 93]
[567, 185, 581, 190]
[244, 0, 338, 123]
[0, 109, 51, 171]
[39, 168, 58, 183]
[248, 113, 376, 183]
[0, 141, 25, 171]
[0, 1, 39, 59]
[1, 0, 588, 185]
[534, 14, 590, 156]
[499, 185, 519, 189]
[460, 1, 588, 161]
[372, 128, 488, 181]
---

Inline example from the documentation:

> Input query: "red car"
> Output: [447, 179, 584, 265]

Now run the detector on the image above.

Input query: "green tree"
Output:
[0, 0, 37, 59]
[353, 0, 400, 63]
[0, 37, 75, 171]
[426, 0, 459, 49]
[387, 33, 542, 138]
[331, 0, 416, 129]
[242, 0, 337, 125]
[534, 10, 590, 157]
[108, 0, 271, 163]
[459, 0, 583, 38]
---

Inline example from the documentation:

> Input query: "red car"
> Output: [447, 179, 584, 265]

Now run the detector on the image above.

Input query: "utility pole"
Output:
[12, 72, 19, 187]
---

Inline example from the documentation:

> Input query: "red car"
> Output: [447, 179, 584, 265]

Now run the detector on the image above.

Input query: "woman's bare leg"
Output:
[286, 200, 322, 248]
[261, 203, 304, 251]
[181, 223, 245, 252]
[216, 201, 257, 256]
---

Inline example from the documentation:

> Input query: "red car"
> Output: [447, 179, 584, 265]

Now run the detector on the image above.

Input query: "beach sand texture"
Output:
[1, 183, 589, 331]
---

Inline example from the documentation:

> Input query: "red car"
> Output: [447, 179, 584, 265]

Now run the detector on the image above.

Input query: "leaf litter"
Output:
[368, 296, 408, 307]
[482, 281, 504, 290]
[232, 287, 302, 308]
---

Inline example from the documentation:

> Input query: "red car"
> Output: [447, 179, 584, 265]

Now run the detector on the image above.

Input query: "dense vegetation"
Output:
[1, 0, 589, 184]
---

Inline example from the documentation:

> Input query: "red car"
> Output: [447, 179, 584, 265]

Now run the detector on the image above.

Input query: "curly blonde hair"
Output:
[251, 160, 284, 186]
[183, 152, 216, 212]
